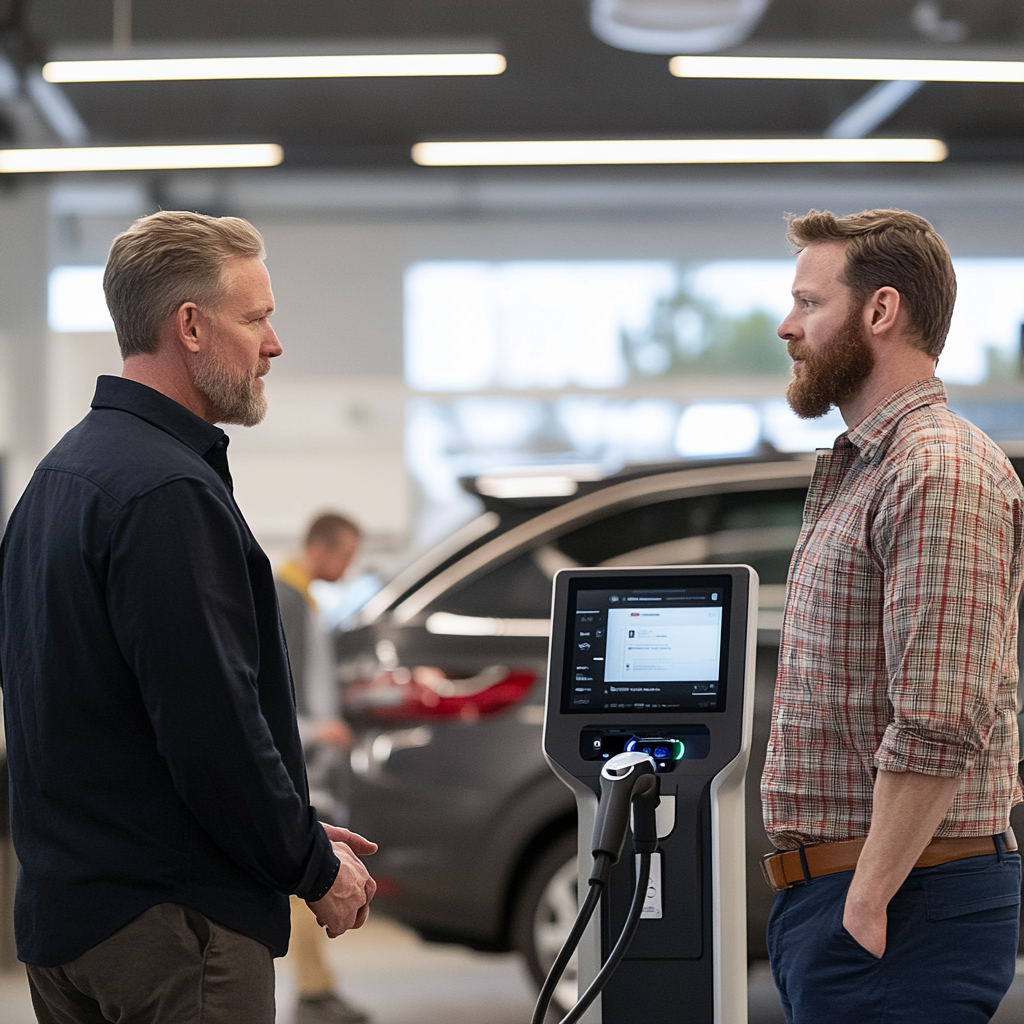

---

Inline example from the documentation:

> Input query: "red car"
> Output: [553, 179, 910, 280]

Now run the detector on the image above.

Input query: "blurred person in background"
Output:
[0, 211, 376, 1024]
[277, 513, 369, 1024]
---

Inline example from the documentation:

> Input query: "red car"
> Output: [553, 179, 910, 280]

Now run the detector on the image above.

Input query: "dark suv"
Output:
[336, 451, 1024, 1006]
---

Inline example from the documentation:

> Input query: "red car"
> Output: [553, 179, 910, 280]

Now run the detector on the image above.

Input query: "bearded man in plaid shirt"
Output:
[761, 208, 1024, 1023]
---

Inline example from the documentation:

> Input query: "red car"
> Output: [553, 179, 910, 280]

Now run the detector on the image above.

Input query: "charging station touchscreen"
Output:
[563, 578, 729, 713]
[605, 606, 721, 682]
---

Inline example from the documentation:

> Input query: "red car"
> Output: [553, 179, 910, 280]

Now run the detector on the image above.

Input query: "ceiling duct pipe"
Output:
[591, 0, 771, 53]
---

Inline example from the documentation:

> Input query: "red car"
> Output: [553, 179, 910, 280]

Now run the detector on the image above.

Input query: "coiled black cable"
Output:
[530, 851, 652, 1024]
[528, 852, 609, 1024]
[558, 852, 651, 1024]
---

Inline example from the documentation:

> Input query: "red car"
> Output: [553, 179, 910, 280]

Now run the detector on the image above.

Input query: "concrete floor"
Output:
[0, 914, 537, 1024]
[1, 915, 1024, 1023]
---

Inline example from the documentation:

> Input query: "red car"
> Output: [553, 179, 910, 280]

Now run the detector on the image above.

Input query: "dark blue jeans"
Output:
[768, 851, 1022, 1023]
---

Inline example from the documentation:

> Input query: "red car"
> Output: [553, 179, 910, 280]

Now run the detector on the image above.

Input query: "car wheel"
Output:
[512, 831, 579, 1017]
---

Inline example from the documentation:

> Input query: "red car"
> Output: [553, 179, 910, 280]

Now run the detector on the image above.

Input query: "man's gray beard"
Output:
[191, 351, 268, 427]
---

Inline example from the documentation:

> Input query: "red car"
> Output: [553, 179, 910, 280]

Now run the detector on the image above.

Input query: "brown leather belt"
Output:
[761, 828, 1018, 892]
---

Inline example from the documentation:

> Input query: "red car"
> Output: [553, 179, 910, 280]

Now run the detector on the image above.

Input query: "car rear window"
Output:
[428, 486, 808, 619]
[555, 488, 806, 585]
[430, 551, 555, 619]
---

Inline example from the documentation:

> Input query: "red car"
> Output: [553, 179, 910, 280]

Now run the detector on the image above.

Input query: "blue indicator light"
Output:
[625, 738, 636, 751]
[653, 746, 669, 759]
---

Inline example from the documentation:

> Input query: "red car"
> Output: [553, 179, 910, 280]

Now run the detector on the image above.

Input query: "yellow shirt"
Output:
[277, 559, 317, 611]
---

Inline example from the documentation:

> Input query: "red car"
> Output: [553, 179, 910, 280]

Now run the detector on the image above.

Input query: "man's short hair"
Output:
[786, 208, 956, 358]
[104, 210, 266, 359]
[305, 513, 362, 550]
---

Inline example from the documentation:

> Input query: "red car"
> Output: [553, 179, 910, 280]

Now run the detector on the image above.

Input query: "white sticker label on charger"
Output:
[637, 851, 663, 920]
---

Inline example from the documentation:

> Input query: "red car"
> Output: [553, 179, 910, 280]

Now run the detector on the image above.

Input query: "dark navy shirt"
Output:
[0, 376, 339, 967]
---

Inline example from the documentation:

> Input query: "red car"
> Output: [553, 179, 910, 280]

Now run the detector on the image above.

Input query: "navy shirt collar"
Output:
[91, 375, 232, 487]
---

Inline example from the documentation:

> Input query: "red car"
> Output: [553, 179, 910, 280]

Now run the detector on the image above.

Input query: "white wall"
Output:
[0, 185, 50, 510]
[47, 331, 122, 443]
[222, 376, 409, 565]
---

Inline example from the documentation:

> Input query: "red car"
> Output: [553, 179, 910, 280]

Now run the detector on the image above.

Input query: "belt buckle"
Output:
[761, 852, 790, 891]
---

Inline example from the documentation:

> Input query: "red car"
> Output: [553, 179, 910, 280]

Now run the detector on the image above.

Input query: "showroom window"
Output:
[403, 257, 1024, 526]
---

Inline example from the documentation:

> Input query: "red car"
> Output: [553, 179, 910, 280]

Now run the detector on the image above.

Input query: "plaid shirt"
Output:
[762, 378, 1024, 850]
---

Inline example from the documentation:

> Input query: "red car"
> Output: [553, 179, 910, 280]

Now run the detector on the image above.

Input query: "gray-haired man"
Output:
[1, 211, 375, 1023]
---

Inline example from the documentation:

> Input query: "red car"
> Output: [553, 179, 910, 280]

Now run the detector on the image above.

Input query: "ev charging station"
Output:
[540, 565, 758, 1024]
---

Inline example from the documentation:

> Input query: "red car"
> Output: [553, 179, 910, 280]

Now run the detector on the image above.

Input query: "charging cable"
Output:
[531, 751, 660, 1024]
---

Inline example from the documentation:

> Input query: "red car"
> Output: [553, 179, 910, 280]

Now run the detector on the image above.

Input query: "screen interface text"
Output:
[566, 585, 727, 714]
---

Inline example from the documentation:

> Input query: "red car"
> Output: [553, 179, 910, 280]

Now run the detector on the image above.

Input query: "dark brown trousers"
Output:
[25, 903, 275, 1024]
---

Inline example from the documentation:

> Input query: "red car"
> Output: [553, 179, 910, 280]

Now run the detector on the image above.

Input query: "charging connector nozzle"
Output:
[629, 773, 660, 854]
[592, 751, 658, 864]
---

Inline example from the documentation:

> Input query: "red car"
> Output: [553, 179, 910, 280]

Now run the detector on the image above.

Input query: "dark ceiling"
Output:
[4, 0, 1024, 166]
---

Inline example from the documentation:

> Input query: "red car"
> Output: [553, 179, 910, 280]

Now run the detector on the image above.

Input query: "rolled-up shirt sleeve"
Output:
[107, 476, 339, 900]
[875, 445, 1021, 777]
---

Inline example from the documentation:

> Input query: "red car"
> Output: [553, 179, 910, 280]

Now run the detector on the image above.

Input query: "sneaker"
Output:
[295, 993, 371, 1024]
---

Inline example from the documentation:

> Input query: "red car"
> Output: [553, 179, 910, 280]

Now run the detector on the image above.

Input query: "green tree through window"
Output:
[621, 275, 791, 378]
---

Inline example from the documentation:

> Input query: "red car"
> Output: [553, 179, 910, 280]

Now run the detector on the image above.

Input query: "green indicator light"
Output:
[671, 739, 685, 760]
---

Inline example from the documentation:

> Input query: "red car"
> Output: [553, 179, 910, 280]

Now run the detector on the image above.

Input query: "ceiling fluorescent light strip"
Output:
[670, 55, 1024, 82]
[43, 52, 506, 83]
[0, 144, 284, 173]
[411, 138, 948, 166]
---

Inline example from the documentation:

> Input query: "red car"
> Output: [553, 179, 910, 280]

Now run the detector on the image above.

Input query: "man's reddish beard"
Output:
[786, 304, 875, 420]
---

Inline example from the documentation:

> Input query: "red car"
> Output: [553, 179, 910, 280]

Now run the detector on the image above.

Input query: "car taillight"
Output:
[346, 664, 537, 722]
[372, 876, 401, 898]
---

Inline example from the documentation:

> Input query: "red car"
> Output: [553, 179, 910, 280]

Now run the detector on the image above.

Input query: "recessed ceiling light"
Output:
[669, 55, 1024, 82]
[591, 0, 771, 55]
[411, 137, 948, 166]
[43, 53, 507, 83]
[0, 144, 284, 173]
